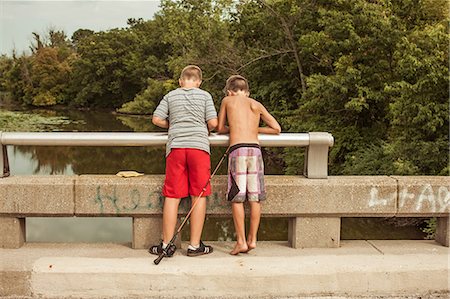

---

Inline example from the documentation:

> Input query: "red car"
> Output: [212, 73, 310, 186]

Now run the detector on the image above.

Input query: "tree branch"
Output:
[257, 0, 307, 93]
[237, 49, 294, 72]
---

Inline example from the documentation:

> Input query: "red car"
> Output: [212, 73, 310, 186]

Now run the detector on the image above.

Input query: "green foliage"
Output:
[281, 0, 448, 175]
[421, 217, 437, 240]
[342, 142, 419, 175]
[30, 47, 75, 106]
[32, 91, 57, 106]
[68, 29, 141, 107]
[68, 17, 171, 108]
[117, 79, 176, 115]
[0, 0, 447, 176]
[384, 22, 449, 175]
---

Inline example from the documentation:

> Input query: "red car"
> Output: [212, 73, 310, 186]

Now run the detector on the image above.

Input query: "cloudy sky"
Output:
[0, 0, 161, 55]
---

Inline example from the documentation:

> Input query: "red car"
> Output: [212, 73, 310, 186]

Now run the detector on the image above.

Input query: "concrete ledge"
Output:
[0, 241, 448, 298]
[2, 175, 448, 217]
[73, 175, 399, 216]
[0, 176, 75, 216]
[263, 176, 397, 216]
[395, 176, 450, 216]
[75, 175, 165, 216]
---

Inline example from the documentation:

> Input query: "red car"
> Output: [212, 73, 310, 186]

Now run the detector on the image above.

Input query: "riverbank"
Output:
[1, 240, 448, 298]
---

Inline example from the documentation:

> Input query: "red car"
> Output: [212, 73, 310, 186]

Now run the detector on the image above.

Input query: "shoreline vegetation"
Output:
[0, 0, 447, 178]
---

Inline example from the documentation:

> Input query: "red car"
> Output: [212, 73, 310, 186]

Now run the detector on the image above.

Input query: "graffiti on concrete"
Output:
[94, 186, 164, 214]
[368, 187, 395, 208]
[93, 186, 229, 214]
[399, 184, 450, 213]
[369, 184, 450, 212]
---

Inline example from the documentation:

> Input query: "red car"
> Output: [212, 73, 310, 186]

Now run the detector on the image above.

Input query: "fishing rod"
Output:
[154, 146, 230, 265]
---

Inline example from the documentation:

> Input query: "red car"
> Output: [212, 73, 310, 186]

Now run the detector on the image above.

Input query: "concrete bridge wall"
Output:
[0, 175, 449, 249]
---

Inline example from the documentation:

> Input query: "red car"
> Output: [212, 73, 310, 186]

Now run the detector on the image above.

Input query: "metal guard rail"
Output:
[0, 131, 334, 179]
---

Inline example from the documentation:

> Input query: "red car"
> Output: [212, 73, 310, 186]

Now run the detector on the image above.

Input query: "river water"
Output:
[1, 108, 426, 243]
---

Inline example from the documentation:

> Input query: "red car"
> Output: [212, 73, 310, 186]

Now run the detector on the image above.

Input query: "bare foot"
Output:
[246, 242, 256, 253]
[230, 243, 248, 255]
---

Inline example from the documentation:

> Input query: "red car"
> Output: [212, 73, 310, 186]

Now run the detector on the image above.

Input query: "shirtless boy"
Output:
[217, 75, 281, 255]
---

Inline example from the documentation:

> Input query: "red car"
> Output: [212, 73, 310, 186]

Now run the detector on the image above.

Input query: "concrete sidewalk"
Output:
[0, 240, 449, 298]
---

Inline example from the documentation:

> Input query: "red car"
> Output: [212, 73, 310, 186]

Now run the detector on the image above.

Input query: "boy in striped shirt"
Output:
[149, 65, 218, 257]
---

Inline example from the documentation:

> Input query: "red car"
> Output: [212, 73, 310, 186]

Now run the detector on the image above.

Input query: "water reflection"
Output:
[10, 145, 284, 176]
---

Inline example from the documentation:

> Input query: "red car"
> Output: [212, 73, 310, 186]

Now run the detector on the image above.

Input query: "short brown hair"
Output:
[180, 65, 202, 81]
[225, 75, 249, 94]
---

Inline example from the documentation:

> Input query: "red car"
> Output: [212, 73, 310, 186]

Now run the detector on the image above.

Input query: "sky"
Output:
[0, 0, 161, 55]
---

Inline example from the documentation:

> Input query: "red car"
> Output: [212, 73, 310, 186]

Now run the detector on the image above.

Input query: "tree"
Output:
[385, 22, 449, 175]
[68, 28, 143, 107]
[117, 79, 176, 115]
[69, 17, 170, 108]
[276, 0, 448, 175]
[157, 0, 242, 101]
[29, 46, 75, 106]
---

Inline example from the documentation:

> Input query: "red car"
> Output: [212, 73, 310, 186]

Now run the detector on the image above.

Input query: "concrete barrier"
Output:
[0, 176, 74, 216]
[395, 176, 450, 215]
[0, 175, 448, 249]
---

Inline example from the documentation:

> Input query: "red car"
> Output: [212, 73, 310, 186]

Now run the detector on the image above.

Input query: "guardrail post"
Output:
[1, 131, 10, 177]
[436, 217, 449, 247]
[305, 132, 332, 179]
[0, 144, 3, 177]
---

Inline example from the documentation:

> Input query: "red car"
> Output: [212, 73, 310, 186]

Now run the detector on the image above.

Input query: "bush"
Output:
[32, 91, 57, 106]
[117, 79, 176, 115]
[422, 217, 437, 240]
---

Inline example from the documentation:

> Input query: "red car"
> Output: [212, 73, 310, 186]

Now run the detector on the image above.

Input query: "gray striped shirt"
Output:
[153, 87, 217, 156]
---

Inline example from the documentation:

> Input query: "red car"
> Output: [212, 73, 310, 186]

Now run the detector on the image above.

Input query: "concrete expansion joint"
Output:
[72, 177, 77, 216]
[366, 240, 385, 255]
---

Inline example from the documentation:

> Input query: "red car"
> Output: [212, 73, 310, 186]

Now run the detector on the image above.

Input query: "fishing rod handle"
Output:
[154, 233, 178, 265]
[154, 251, 166, 265]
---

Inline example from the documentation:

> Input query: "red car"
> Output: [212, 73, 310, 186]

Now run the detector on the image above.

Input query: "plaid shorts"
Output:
[227, 143, 266, 203]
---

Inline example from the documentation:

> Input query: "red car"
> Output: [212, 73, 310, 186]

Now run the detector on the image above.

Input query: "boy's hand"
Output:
[217, 126, 230, 134]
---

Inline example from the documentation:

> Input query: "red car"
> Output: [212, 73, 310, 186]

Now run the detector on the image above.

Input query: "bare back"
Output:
[217, 94, 281, 145]
[226, 95, 262, 145]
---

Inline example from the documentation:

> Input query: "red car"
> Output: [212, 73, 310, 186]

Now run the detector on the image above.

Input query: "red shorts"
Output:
[163, 148, 211, 198]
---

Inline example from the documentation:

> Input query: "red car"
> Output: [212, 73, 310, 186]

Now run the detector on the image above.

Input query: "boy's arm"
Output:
[258, 103, 281, 134]
[205, 93, 218, 131]
[207, 118, 218, 131]
[217, 99, 229, 134]
[152, 95, 169, 128]
[152, 116, 169, 128]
